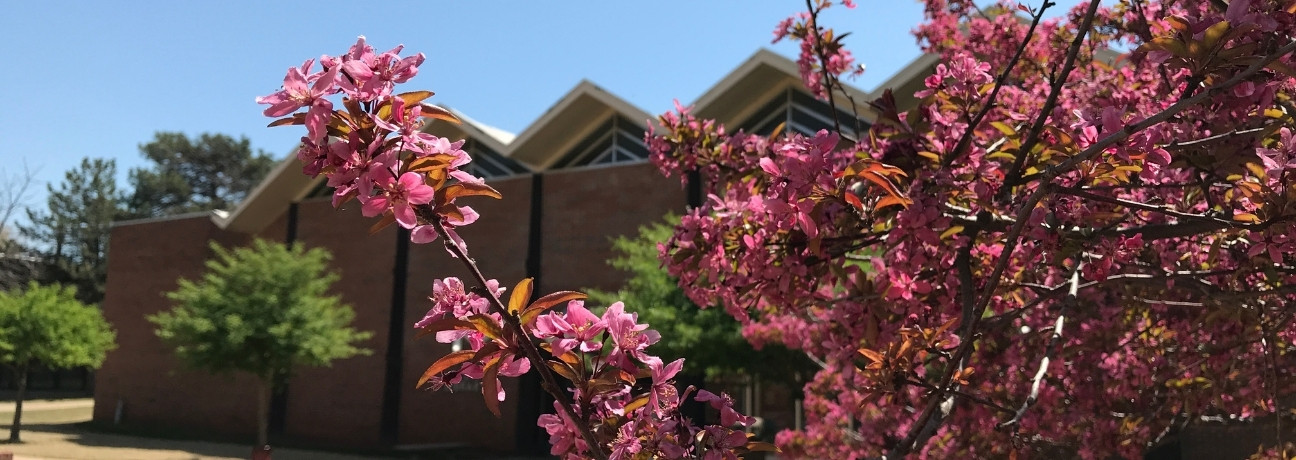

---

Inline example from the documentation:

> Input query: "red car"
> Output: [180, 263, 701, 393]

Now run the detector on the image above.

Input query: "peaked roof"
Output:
[205, 48, 938, 234]
[505, 80, 654, 170]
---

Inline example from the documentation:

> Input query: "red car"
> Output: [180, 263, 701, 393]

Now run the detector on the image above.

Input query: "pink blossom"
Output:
[533, 301, 607, 358]
[361, 172, 435, 228]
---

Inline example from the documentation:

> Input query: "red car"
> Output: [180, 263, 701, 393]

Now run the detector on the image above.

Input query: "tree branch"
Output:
[999, 0, 1103, 188]
[999, 261, 1082, 429]
[1022, 38, 1296, 183]
[943, 0, 1057, 169]
[430, 219, 609, 460]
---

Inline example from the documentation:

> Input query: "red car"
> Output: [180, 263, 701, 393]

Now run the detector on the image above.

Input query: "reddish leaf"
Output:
[547, 359, 580, 382]
[369, 213, 396, 235]
[415, 317, 475, 339]
[521, 291, 588, 325]
[624, 394, 651, 414]
[416, 350, 474, 388]
[398, 90, 435, 105]
[875, 195, 913, 210]
[420, 103, 461, 124]
[481, 355, 503, 417]
[1233, 213, 1261, 223]
[858, 348, 884, 364]
[467, 314, 505, 341]
[844, 191, 864, 209]
[267, 114, 305, 127]
[407, 154, 458, 173]
[442, 182, 503, 202]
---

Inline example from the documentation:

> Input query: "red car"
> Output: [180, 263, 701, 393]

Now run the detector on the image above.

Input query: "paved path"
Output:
[0, 399, 383, 460]
[0, 424, 384, 459]
[0, 399, 94, 413]
[0, 399, 542, 460]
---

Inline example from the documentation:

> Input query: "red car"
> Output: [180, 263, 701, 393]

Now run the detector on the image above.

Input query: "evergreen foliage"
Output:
[19, 158, 123, 304]
[126, 132, 275, 218]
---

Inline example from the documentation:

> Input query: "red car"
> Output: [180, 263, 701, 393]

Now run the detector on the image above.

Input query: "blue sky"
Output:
[0, 1, 1084, 227]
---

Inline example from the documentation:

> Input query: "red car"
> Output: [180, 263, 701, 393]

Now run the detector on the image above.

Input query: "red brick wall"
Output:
[93, 215, 257, 438]
[540, 162, 686, 294]
[278, 198, 391, 447]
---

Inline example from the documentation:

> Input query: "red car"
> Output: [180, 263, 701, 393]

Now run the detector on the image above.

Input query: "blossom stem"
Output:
[428, 217, 609, 460]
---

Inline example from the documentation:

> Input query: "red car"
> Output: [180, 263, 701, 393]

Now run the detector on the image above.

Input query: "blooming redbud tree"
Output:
[649, 0, 1296, 458]
[257, 37, 768, 459]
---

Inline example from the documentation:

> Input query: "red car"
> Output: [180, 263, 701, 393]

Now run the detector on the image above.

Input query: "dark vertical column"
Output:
[269, 202, 299, 436]
[686, 169, 703, 209]
[515, 173, 546, 453]
[380, 226, 410, 444]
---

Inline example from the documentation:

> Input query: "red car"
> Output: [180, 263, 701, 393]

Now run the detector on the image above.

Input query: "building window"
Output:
[550, 116, 650, 169]
[463, 139, 530, 179]
[739, 87, 869, 139]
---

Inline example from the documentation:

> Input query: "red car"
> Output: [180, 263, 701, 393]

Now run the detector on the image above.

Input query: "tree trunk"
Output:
[8, 362, 28, 443]
[256, 379, 269, 447]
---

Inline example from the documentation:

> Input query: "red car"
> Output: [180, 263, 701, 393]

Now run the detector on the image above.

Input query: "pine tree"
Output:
[19, 158, 123, 304]
[125, 132, 275, 218]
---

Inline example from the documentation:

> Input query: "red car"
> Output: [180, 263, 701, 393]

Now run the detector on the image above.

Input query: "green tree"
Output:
[0, 282, 116, 442]
[149, 239, 371, 446]
[586, 215, 812, 384]
[126, 132, 276, 218]
[19, 158, 123, 304]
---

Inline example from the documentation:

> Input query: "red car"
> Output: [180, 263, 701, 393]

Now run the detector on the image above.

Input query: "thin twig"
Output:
[804, 0, 844, 135]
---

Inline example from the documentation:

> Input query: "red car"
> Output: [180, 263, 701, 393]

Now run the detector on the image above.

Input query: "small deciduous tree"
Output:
[0, 282, 116, 443]
[149, 239, 371, 446]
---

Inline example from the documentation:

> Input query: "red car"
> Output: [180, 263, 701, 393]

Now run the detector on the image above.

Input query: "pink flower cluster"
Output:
[771, 1, 863, 99]
[414, 278, 761, 459]
[263, 39, 759, 459]
[257, 36, 491, 249]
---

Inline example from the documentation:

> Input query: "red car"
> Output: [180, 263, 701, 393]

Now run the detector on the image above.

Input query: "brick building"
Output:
[91, 49, 935, 454]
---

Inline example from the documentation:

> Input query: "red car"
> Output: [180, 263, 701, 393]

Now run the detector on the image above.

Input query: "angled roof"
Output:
[505, 80, 654, 170]
[203, 48, 937, 234]
[691, 49, 876, 127]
